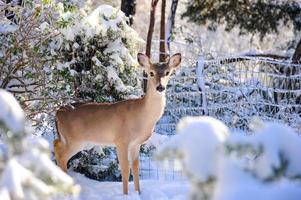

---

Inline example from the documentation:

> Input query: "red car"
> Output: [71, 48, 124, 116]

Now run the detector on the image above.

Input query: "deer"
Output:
[53, 53, 182, 195]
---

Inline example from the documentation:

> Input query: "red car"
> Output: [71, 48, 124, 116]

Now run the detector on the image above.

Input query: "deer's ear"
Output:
[137, 53, 150, 68]
[168, 53, 182, 69]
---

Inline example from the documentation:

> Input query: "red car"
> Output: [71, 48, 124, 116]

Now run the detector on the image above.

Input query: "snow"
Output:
[56, 62, 70, 71]
[86, 5, 123, 32]
[0, 89, 24, 133]
[157, 116, 229, 183]
[0, 24, 17, 33]
[104, 39, 125, 65]
[1, 158, 51, 199]
[156, 115, 301, 200]
[92, 56, 102, 67]
[0, 136, 80, 200]
[107, 66, 127, 92]
[61, 5, 124, 41]
[226, 122, 301, 180]
[214, 156, 301, 200]
[39, 22, 49, 31]
[71, 171, 189, 200]
[0, 188, 10, 200]
[144, 133, 169, 149]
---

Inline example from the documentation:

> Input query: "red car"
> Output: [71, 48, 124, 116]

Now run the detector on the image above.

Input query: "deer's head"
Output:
[137, 53, 182, 93]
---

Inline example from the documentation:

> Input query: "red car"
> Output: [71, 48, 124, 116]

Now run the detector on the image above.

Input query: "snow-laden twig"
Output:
[196, 56, 208, 115]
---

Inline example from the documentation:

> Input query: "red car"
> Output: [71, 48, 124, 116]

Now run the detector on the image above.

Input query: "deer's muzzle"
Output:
[156, 85, 165, 92]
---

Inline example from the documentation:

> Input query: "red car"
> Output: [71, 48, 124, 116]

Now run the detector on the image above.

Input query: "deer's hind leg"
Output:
[53, 139, 68, 172]
[53, 139, 76, 172]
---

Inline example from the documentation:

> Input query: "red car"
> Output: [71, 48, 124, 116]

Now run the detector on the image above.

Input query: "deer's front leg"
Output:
[130, 145, 141, 193]
[116, 143, 130, 195]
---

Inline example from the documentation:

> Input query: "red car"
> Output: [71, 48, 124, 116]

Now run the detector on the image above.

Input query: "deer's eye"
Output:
[166, 71, 170, 76]
[150, 72, 155, 77]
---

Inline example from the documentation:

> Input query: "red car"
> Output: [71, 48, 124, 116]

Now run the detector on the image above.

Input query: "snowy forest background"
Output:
[0, 0, 301, 199]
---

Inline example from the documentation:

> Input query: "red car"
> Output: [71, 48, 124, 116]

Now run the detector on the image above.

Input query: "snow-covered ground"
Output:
[71, 171, 189, 200]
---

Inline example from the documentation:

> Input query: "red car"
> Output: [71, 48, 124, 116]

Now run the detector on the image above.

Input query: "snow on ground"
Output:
[70, 171, 189, 200]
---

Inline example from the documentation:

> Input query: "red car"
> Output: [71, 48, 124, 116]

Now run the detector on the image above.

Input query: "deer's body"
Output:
[57, 91, 165, 145]
[53, 53, 181, 195]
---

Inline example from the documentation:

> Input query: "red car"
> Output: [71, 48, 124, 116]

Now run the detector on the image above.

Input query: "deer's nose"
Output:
[156, 85, 165, 92]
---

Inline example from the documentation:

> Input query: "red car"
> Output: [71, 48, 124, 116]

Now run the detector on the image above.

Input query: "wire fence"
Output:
[139, 156, 184, 181]
[202, 56, 301, 133]
[156, 55, 301, 135]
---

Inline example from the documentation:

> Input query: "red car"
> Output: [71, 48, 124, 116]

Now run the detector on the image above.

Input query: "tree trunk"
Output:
[144, 0, 159, 92]
[146, 0, 159, 58]
[159, 0, 167, 62]
[292, 37, 301, 64]
[166, 0, 179, 53]
[121, 0, 137, 26]
[291, 37, 301, 111]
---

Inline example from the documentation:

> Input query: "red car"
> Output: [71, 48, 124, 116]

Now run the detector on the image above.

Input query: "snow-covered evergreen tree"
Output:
[48, 4, 143, 102]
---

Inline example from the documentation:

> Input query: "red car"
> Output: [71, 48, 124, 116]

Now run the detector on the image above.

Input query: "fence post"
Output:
[197, 56, 208, 115]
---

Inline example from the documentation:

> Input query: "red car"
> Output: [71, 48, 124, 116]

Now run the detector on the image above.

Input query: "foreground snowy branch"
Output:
[156, 116, 301, 200]
[0, 90, 79, 200]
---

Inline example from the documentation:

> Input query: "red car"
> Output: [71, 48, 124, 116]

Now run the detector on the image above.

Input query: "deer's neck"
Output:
[143, 82, 166, 119]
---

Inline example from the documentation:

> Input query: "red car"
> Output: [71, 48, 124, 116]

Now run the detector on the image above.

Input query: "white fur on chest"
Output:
[149, 93, 166, 121]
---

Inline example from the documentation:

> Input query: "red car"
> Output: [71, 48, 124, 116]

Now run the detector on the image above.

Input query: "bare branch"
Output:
[159, 0, 167, 62]
[144, 0, 159, 92]
[146, 0, 159, 58]
[166, 0, 178, 53]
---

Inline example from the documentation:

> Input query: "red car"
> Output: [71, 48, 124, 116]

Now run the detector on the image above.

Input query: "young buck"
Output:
[53, 53, 181, 194]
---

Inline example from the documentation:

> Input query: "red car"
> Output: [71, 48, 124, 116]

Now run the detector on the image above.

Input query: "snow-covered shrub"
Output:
[49, 4, 143, 102]
[70, 147, 122, 182]
[0, 1, 91, 146]
[225, 121, 301, 182]
[0, 89, 79, 200]
[156, 116, 301, 200]
[216, 122, 301, 200]
[156, 116, 229, 200]
[0, 0, 90, 113]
